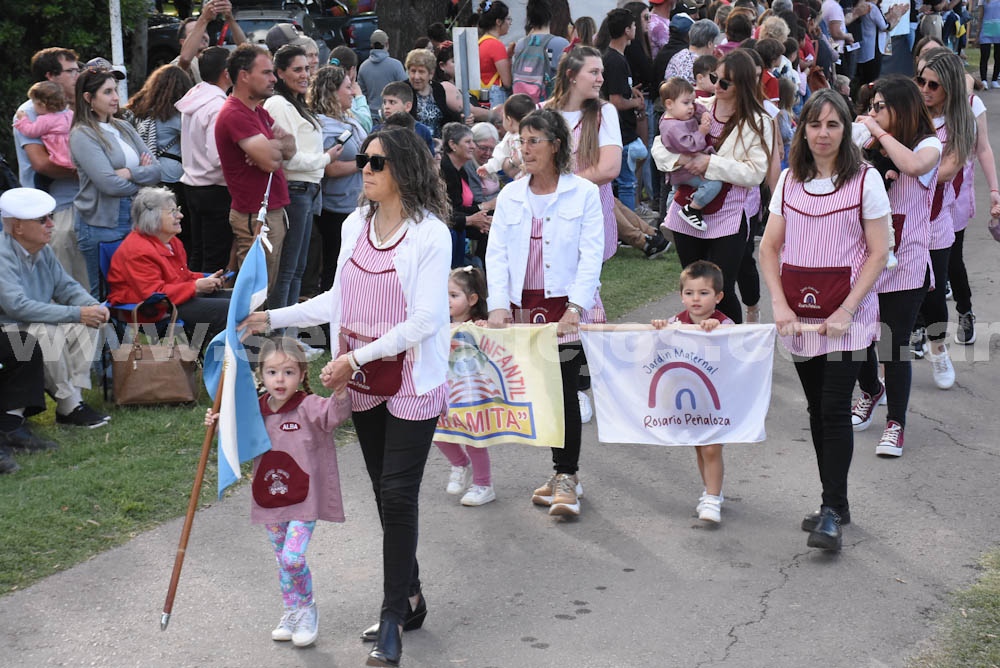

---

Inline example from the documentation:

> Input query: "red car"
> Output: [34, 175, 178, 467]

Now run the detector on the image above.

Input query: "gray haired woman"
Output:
[106, 186, 229, 350]
[664, 19, 721, 85]
[441, 122, 492, 267]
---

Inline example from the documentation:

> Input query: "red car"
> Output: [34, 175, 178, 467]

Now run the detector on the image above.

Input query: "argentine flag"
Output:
[203, 236, 272, 497]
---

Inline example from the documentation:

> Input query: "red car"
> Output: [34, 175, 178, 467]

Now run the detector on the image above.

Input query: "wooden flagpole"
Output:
[161, 365, 226, 631]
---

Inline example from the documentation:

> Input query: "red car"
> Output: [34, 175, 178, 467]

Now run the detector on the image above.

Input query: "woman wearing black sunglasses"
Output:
[851, 75, 941, 460]
[652, 49, 772, 323]
[910, 48, 976, 391]
[243, 127, 452, 667]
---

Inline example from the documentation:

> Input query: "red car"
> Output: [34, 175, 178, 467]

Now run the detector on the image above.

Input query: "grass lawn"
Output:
[908, 549, 1000, 668]
[0, 247, 680, 595]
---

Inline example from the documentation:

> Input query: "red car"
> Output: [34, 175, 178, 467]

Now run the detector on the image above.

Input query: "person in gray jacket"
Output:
[356, 30, 407, 119]
[0, 188, 111, 429]
[70, 67, 161, 296]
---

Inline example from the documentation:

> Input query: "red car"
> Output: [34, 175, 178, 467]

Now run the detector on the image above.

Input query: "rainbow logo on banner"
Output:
[648, 362, 721, 411]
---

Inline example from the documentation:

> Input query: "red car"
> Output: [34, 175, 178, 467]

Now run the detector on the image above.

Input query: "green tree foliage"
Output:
[1, 0, 148, 166]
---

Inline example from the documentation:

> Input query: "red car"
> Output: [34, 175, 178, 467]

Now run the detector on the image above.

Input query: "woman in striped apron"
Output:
[852, 75, 942, 459]
[911, 49, 976, 389]
[486, 109, 604, 519]
[947, 86, 1000, 346]
[760, 90, 890, 551]
[248, 127, 452, 667]
[653, 50, 773, 323]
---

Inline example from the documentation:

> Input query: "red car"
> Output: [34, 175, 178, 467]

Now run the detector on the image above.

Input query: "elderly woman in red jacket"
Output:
[107, 186, 229, 349]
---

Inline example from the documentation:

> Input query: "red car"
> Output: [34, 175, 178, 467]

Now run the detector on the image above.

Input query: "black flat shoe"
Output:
[801, 507, 851, 532]
[361, 593, 427, 642]
[366, 618, 402, 667]
[806, 506, 843, 551]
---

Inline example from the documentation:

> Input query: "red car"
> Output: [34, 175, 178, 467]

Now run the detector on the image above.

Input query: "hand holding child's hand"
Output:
[204, 409, 219, 427]
[699, 318, 721, 332]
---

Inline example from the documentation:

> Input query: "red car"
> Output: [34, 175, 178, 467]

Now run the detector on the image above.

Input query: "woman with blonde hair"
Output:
[910, 48, 976, 389]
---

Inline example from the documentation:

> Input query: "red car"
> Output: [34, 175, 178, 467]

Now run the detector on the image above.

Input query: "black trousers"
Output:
[176, 293, 230, 352]
[0, 328, 45, 417]
[315, 209, 350, 293]
[917, 247, 951, 341]
[948, 229, 972, 314]
[736, 230, 761, 308]
[793, 353, 863, 514]
[671, 216, 748, 323]
[552, 343, 585, 475]
[858, 287, 926, 427]
[981, 44, 1000, 82]
[184, 184, 233, 274]
[352, 403, 438, 621]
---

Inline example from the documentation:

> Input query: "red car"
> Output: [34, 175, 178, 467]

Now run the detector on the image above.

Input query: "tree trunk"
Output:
[377, 0, 452, 60]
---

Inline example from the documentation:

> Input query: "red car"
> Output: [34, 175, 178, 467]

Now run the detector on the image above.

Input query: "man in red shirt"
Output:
[215, 44, 294, 304]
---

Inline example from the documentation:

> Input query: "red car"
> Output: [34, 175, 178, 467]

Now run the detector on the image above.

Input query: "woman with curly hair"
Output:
[242, 127, 452, 667]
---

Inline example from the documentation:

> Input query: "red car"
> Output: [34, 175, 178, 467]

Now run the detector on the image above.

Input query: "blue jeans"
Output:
[683, 175, 724, 209]
[77, 197, 132, 298]
[617, 138, 646, 210]
[273, 182, 320, 309]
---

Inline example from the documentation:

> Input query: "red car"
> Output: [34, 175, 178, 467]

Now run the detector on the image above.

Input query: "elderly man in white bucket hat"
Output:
[0, 187, 111, 428]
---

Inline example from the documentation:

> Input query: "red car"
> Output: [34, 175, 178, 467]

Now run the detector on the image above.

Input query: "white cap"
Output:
[0, 188, 56, 220]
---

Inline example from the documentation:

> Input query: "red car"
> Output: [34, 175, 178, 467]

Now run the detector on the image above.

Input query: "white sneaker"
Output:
[983, 80, 990, 90]
[446, 465, 471, 495]
[271, 607, 299, 641]
[461, 484, 497, 506]
[299, 342, 325, 362]
[928, 346, 955, 389]
[578, 391, 593, 424]
[292, 602, 318, 647]
[696, 490, 724, 513]
[698, 494, 722, 523]
[991, 80, 1000, 89]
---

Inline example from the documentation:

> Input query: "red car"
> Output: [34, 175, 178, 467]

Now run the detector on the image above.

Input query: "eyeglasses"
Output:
[356, 153, 389, 171]
[29, 213, 54, 224]
[915, 76, 941, 92]
[61, 67, 81, 75]
[518, 137, 554, 146]
[717, 77, 732, 91]
[164, 206, 183, 217]
[869, 101, 887, 113]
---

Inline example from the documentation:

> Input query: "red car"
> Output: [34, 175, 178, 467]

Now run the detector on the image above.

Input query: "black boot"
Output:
[366, 614, 403, 667]
[360, 592, 426, 642]
[806, 506, 843, 550]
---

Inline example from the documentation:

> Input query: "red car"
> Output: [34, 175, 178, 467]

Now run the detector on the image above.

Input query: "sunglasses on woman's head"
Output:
[356, 154, 389, 171]
[915, 76, 941, 91]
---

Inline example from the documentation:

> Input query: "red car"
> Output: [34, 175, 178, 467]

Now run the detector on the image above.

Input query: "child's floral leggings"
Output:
[265, 520, 316, 609]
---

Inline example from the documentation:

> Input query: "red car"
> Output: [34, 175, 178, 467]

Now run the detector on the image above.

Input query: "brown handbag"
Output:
[111, 301, 200, 406]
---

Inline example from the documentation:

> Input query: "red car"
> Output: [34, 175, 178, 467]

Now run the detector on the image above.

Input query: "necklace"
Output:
[374, 211, 405, 246]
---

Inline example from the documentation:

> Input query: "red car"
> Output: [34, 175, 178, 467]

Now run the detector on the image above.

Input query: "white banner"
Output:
[580, 325, 777, 446]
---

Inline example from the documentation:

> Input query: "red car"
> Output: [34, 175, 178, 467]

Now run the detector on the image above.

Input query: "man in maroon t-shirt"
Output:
[215, 44, 294, 302]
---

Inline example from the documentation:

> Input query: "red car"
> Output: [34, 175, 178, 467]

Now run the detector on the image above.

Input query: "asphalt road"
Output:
[2, 116, 999, 668]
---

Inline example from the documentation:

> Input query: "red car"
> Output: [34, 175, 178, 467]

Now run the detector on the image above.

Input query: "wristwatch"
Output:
[566, 302, 583, 315]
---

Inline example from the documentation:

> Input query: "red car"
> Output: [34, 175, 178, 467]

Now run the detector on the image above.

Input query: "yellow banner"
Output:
[435, 324, 564, 447]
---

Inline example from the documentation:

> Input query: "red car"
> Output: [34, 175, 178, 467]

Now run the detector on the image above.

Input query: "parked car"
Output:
[145, 0, 377, 70]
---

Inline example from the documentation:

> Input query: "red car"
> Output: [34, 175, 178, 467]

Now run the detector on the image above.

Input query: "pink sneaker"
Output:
[875, 420, 904, 457]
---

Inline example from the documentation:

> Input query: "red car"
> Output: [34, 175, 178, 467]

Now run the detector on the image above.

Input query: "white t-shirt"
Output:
[527, 188, 557, 219]
[100, 122, 140, 170]
[558, 102, 623, 150]
[769, 167, 892, 219]
[914, 135, 943, 188]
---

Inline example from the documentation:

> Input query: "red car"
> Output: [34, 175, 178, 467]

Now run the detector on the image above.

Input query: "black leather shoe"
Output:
[801, 507, 851, 532]
[361, 593, 426, 642]
[0, 448, 19, 474]
[1, 425, 58, 452]
[366, 617, 402, 667]
[806, 506, 843, 550]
